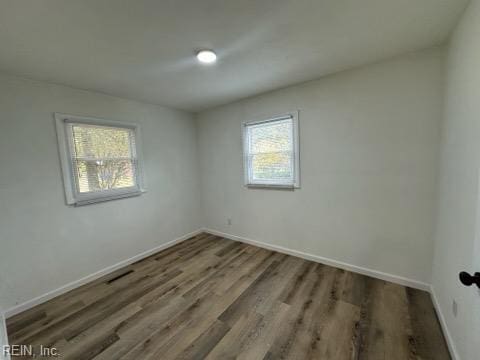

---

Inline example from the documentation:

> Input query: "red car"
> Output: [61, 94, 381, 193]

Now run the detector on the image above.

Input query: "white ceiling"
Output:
[0, 0, 469, 112]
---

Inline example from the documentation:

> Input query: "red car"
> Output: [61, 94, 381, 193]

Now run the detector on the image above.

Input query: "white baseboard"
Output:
[4, 228, 203, 319]
[1, 312, 10, 360]
[203, 228, 430, 291]
[430, 286, 459, 360]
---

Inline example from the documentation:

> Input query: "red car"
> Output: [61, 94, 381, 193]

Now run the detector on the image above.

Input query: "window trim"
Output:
[242, 111, 300, 189]
[55, 113, 146, 206]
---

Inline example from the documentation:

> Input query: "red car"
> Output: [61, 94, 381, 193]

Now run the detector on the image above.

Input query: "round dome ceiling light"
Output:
[196, 50, 217, 64]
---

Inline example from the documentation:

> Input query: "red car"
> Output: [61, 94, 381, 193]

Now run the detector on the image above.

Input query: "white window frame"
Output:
[242, 111, 300, 189]
[55, 113, 146, 206]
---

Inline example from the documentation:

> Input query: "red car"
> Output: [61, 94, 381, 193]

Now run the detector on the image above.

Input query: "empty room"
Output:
[1, 0, 480, 359]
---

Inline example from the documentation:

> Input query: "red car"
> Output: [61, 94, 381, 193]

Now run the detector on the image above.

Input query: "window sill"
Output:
[72, 189, 146, 206]
[245, 184, 299, 190]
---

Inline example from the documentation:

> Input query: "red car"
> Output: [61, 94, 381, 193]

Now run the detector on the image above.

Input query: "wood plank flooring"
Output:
[7, 233, 450, 359]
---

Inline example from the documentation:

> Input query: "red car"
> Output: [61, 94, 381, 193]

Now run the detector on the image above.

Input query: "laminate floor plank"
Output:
[405, 288, 451, 360]
[6, 233, 451, 360]
[176, 320, 230, 360]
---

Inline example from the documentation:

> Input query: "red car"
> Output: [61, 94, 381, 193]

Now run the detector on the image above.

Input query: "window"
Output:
[243, 112, 300, 188]
[55, 113, 145, 205]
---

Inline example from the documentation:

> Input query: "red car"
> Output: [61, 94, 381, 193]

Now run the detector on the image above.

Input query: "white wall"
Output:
[197, 48, 443, 284]
[432, 1, 480, 359]
[0, 73, 201, 311]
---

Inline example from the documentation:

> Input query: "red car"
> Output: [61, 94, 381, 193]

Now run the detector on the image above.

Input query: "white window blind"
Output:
[70, 124, 137, 193]
[55, 114, 145, 205]
[243, 112, 299, 188]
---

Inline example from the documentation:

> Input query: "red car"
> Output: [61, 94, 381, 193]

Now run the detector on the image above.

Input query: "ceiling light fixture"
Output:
[196, 50, 217, 64]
